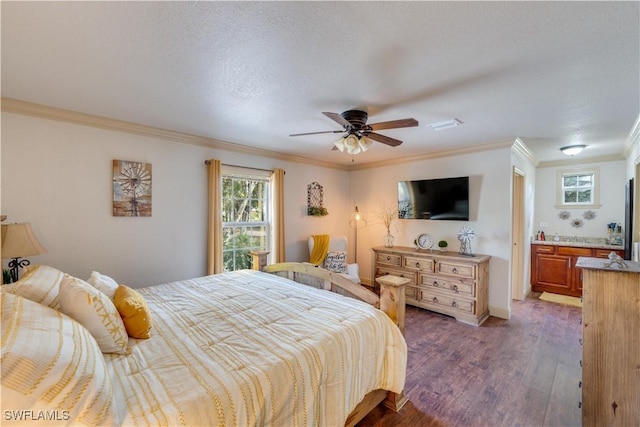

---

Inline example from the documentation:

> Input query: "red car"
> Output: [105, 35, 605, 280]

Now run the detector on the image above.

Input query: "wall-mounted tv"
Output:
[398, 176, 469, 220]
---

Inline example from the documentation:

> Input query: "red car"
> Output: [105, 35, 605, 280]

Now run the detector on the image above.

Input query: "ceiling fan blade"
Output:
[368, 118, 418, 131]
[367, 132, 403, 147]
[322, 112, 352, 128]
[289, 130, 344, 137]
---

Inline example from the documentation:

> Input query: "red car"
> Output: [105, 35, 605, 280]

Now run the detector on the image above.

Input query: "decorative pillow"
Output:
[58, 274, 129, 354]
[86, 271, 119, 301]
[114, 285, 153, 339]
[324, 250, 348, 273]
[1, 292, 116, 426]
[2, 264, 64, 309]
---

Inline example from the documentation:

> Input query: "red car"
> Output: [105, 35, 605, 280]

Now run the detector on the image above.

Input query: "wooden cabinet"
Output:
[576, 257, 640, 427]
[531, 244, 624, 297]
[372, 246, 490, 326]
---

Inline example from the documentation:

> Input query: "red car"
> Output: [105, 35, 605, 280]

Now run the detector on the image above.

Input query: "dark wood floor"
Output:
[358, 293, 583, 427]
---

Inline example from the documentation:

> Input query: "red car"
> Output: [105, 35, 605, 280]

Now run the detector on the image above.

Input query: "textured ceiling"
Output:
[2, 1, 639, 166]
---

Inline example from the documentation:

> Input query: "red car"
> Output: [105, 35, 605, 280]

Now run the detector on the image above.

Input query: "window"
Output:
[556, 167, 601, 209]
[221, 166, 271, 271]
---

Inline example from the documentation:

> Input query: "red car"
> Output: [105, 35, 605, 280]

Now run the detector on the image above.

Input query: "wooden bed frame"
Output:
[251, 252, 408, 426]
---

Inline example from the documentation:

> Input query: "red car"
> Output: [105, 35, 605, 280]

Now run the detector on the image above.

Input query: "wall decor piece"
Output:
[307, 182, 328, 216]
[113, 160, 152, 217]
[457, 225, 476, 256]
[583, 210, 596, 220]
[558, 211, 571, 220]
[571, 218, 583, 228]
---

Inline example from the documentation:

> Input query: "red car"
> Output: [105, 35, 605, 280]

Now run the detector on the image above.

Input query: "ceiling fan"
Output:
[289, 110, 418, 154]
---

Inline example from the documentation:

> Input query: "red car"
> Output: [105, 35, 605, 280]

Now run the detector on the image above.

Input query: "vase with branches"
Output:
[374, 203, 398, 247]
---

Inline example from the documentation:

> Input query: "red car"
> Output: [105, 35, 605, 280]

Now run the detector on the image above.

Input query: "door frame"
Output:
[511, 168, 525, 301]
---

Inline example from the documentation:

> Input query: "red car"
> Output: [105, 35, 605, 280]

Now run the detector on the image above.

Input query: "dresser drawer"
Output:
[421, 274, 475, 297]
[375, 267, 417, 285]
[421, 289, 475, 314]
[535, 245, 555, 254]
[376, 252, 402, 267]
[405, 285, 420, 301]
[403, 256, 435, 272]
[557, 246, 592, 256]
[436, 261, 475, 278]
[594, 249, 623, 258]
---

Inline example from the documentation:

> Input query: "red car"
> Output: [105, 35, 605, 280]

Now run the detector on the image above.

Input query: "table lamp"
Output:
[1, 223, 47, 283]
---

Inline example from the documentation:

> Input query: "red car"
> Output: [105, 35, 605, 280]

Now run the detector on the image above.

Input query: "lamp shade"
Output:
[1, 223, 47, 259]
[349, 206, 367, 229]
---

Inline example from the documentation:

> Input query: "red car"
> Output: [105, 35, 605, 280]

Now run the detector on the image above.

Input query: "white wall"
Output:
[1, 113, 351, 286]
[534, 160, 627, 240]
[349, 146, 513, 319]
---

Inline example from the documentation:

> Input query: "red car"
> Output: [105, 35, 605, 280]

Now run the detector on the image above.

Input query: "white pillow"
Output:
[1, 292, 116, 426]
[2, 265, 65, 309]
[324, 250, 348, 273]
[58, 274, 129, 354]
[86, 271, 119, 301]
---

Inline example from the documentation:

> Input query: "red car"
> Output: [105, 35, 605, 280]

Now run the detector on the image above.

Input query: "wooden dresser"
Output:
[576, 257, 640, 427]
[372, 246, 490, 326]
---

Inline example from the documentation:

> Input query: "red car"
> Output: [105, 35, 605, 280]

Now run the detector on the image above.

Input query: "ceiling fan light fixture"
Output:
[429, 118, 462, 131]
[344, 134, 361, 155]
[560, 144, 587, 156]
[358, 136, 373, 152]
[334, 137, 346, 152]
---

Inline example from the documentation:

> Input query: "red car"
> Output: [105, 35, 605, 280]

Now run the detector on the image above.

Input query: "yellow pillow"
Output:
[114, 285, 152, 339]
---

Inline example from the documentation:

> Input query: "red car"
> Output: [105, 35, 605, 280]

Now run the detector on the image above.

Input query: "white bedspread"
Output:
[107, 270, 407, 426]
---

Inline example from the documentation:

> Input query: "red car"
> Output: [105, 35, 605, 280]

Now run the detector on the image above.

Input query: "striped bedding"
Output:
[107, 269, 407, 426]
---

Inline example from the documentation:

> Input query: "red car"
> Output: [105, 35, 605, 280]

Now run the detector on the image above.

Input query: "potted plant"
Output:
[374, 203, 398, 247]
[438, 240, 448, 252]
[308, 206, 329, 217]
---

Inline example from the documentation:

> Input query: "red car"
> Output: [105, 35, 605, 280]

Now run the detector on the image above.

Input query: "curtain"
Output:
[272, 168, 286, 262]
[206, 159, 223, 274]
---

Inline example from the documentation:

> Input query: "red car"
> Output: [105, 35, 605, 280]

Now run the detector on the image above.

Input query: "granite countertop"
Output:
[576, 256, 640, 273]
[531, 237, 624, 250]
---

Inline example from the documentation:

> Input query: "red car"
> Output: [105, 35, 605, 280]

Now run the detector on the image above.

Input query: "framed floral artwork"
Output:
[112, 160, 152, 217]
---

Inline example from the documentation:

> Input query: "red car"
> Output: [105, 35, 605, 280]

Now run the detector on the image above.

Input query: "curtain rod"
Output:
[204, 160, 272, 173]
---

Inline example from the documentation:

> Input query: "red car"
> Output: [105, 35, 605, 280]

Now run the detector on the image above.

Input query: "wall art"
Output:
[307, 182, 328, 216]
[113, 160, 152, 217]
[558, 211, 571, 220]
[583, 210, 596, 220]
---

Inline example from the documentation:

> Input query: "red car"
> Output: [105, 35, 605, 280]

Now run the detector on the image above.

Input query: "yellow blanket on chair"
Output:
[310, 234, 330, 265]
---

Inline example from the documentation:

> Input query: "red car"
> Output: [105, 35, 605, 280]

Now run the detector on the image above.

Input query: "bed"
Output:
[1, 262, 407, 426]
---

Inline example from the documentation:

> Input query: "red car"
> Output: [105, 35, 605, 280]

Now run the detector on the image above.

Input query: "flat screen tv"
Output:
[398, 176, 469, 220]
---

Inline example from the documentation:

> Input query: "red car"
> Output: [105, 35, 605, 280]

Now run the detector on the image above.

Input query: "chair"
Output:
[307, 235, 360, 284]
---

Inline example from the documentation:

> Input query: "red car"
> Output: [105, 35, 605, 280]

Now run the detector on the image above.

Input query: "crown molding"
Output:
[536, 154, 625, 169]
[511, 137, 538, 166]
[1, 97, 530, 172]
[624, 113, 640, 159]
[348, 138, 515, 170]
[1, 97, 352, 171]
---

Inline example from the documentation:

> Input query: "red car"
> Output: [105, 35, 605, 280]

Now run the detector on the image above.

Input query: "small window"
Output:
[556, 167, 601, 209]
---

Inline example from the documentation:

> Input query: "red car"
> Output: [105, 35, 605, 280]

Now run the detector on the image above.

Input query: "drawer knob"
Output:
[386, 256, 391, 261]
[415, 262, 421, 268]
[452, 267, 458, 274]
[451, 301, 458, 308]
[432, 297, 438, 303]
[452, 285, 459, 292]
[433, 281, 439, 287]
